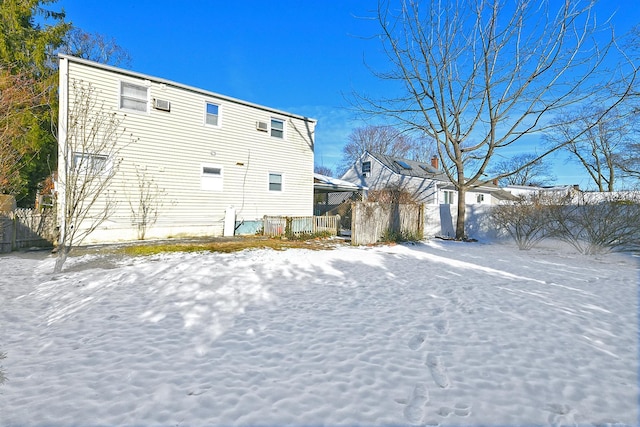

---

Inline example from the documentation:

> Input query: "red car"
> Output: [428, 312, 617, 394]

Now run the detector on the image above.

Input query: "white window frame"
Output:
[477, 194, 485, 203]
[268, 172, 283, 192]
[270, 118, 285, 139]
[201, 164, 223, 191]
[443, 190, 454, 205]
[204, 101, 221, 128]
[119, 81, 149, 113]
[72, 152, 110, 175]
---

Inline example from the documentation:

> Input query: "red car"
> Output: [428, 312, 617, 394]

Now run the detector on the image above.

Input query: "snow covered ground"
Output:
[0, 240, 638, 426]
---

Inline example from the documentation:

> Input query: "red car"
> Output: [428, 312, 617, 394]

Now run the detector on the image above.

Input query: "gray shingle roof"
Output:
[369, 152, 449, 182]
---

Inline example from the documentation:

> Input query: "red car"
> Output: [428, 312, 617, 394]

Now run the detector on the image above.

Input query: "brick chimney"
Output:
[430, 156, 439, 170]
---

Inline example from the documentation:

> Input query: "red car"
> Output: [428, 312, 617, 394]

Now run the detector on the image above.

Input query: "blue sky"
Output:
[55, 0, 639, 187]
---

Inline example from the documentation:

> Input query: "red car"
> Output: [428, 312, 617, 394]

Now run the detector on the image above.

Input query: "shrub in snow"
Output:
[489, 193, 557, 250]
[546, 192, 640, 255]
[492, 191, 640, 254]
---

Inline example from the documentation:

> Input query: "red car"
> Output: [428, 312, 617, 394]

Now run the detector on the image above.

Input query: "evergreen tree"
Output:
[0, 0, 68, 205]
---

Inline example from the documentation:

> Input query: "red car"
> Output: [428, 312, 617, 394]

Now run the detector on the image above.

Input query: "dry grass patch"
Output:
[115, 236, 345, 257]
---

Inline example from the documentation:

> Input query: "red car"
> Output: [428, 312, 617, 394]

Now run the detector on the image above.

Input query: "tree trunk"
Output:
[455, 187, 466, 240]
[54, 244, 70, 273]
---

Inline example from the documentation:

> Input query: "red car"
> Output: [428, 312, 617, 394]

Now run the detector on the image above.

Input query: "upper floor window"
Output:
[270, 118, 284, 139]
[205, 102, 220, 127]
[362, 161, 371, 173]
[120, 82, 148, 112]
[269, 173, 283, 192]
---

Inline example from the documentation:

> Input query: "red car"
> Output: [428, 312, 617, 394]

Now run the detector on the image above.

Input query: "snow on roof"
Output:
[314, 173, 367, 192]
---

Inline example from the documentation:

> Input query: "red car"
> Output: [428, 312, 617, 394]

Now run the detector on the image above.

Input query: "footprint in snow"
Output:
[434, 319, 449, 335]
[408, 332, 427, 350]
[437, 403, 471, 418]
[402, 383, 430, 425]
[426, 353, 450, 388]
[545, 403, 578, 427]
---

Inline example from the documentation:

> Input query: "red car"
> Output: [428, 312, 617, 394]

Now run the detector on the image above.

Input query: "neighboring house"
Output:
[503, 184, 581, 198]
[57, 54, 316, 243]
[341, 152, 515, 206]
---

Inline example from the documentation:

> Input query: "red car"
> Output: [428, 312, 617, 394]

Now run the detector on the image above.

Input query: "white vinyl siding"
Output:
[120, 81, 148, 112]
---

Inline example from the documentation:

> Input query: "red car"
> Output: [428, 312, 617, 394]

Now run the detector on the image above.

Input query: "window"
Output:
[394, 160, 412, 170]
[120, 82, 148, 112]
[443, 190, 454, 205]
[270, 118, 284, 139]
[205, 102, 220, 127]
[362, 161, 371, 173]
[477, 194, 485, 203]
[269, 173, 283, 192]
[201, 164, 223, 191]
[73, 153, 108, 174]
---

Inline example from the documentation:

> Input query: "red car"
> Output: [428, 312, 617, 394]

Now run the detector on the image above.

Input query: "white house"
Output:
[341, 152, 515, 206]
[57, 54, 316, 243]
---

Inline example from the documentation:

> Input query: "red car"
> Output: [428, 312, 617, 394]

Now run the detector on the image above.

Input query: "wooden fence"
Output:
[263, 215, 340, 237]
[0, 208, 56, 253]
[351, 202, 424, 245]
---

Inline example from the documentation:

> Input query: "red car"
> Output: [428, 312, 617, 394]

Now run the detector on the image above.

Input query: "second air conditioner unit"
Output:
[153, 99, 171, 112]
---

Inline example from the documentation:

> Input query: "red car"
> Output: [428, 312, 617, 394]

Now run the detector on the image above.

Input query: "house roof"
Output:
[314, 173, 366, 193]
[58, 54, 317, 124]
[367, 152, 450, 182]
[366, 152, 518, 200]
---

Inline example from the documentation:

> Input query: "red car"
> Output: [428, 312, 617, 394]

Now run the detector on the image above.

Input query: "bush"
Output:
[490, 193, 560, 250]
[546, 192, 640, 254]
[380, 228, 421, 243]
[491, 190, 640, 254]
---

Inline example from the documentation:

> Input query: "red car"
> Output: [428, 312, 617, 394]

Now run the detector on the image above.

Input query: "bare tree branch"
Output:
[352, 0, 638, 239]
[55, 79, 136, 272]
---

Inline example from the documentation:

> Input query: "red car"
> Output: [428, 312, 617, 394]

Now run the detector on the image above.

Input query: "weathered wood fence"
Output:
[351, 202, 424, 245]
[263, 215, 340, 237]
[0, 208, 56, 253]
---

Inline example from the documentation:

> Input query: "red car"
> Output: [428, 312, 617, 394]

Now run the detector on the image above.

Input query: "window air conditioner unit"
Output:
[256, 121, 269, 132]
[153, 99, 171, 112]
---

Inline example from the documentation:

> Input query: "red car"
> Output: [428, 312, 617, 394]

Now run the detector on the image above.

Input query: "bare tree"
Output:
[55, 79, 136, 272]
[314, 165, 334, 177]
[489, 153, 556, 187]
[60, 28, 132, 67]
[546, 106, 638, 191]
[354, 0, 637, 239]
[338, 125, 433, 175]
[127, 164, 164, 240]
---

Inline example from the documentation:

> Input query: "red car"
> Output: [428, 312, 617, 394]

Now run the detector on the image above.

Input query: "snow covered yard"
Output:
[0, 240, 638, 426]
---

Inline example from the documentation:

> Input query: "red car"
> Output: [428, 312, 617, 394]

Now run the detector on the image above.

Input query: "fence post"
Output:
[11, 213, 17, 251]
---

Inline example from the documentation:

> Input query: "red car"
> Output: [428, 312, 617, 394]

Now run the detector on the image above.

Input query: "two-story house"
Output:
[57, 55, 316, 243]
